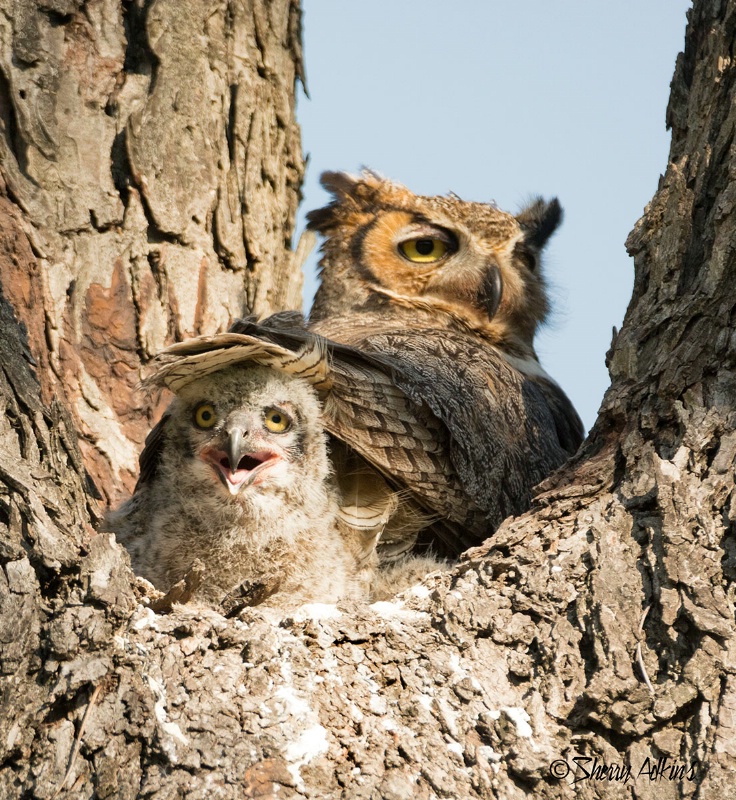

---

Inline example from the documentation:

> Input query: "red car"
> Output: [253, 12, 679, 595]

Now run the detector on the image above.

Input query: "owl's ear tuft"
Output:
[306, 172, 359, 233]
[513, 197, 562, 272]
[320, 171, 361, 198]
[516, 197, 563, 251]
[307, 171, 383, 233]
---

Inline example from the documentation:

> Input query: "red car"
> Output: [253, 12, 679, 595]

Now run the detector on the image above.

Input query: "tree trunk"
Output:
[0, 0, 305, 507]
[1, 1, 735, 799]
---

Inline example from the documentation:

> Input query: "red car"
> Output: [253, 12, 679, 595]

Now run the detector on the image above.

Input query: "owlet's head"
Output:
[164, 365, 330, 502]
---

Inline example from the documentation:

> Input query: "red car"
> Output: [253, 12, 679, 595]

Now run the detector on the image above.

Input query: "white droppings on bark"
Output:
[147, 674, 189, 761]
[132, 607, 160, 631]
[284, 725, 329, 786]
[502, 706, 533, 739]
[274, 685, 312, 717]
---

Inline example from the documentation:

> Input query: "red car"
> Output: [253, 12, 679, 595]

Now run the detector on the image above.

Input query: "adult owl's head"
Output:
[307, 170, 562, 351]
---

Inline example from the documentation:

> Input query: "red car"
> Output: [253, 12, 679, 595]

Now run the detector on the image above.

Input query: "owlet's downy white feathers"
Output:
[106, 352, 379, 610]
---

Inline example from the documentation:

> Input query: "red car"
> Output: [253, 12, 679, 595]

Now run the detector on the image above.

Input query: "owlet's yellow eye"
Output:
[193, 403, 217, 429]
[264, 407, 290, 433]
[398, 237, 448, 263]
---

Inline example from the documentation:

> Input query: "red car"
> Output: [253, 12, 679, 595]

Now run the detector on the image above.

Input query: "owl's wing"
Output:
[143, 327, 332, 395]
[228, 316, 491, 552]
[349, 328, 583, 533]
[144, 317, 487, 556]
[234, 317, 583, 555]
[320, 344, 488, 553]
[532, 375, 585, 456]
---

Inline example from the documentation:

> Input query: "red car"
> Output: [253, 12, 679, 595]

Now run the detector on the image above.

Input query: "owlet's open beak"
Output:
[201, 428, 279, 495]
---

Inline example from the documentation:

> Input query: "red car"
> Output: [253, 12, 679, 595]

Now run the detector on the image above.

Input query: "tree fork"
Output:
[1, 1, 735, 798]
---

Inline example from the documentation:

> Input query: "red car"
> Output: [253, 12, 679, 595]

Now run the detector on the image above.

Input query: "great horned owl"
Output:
[149, 302, 579, 566]
[105, 357, 377, 609]
[303, 171, 584, 556]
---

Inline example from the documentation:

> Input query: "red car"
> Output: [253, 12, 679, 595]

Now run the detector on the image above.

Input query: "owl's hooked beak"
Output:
[201, 428, 280, 495]
[225, 428, 246, 475]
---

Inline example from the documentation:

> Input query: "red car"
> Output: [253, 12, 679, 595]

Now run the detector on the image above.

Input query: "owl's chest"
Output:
[151, 503, 289, 597]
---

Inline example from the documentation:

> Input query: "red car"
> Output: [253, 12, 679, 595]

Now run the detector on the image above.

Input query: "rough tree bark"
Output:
[0, 0, 305, 507]
[1, 1, 734, 799]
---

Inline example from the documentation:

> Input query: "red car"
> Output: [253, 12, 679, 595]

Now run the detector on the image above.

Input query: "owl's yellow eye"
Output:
[264, 407, 291, 433]
[398, 237, 448, 263]
[193, 403, 217, 429]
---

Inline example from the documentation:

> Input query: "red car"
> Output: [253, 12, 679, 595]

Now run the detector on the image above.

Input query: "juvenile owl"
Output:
[303, 171, 584, 557]
[105, 359, 377, 609]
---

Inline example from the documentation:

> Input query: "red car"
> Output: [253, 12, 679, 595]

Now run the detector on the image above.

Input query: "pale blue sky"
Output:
[296, 2, 692, 431]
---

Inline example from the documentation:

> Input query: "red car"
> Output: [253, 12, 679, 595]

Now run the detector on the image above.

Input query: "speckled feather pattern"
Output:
[306, 171, 584, 556]
[106, 365, 376, 608]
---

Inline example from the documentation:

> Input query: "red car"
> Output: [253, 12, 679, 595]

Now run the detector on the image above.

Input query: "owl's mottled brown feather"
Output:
[144, 319, 476, 555]
[149, 308, 579, 559]
[306, 171, 584, 555]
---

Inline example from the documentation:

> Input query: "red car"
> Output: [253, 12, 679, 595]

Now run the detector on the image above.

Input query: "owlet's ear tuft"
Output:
[516, 197, 563, 251]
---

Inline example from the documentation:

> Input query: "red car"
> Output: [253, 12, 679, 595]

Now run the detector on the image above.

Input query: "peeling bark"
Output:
[0, 0, 305, 504]
[1, 1, 735, 798]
